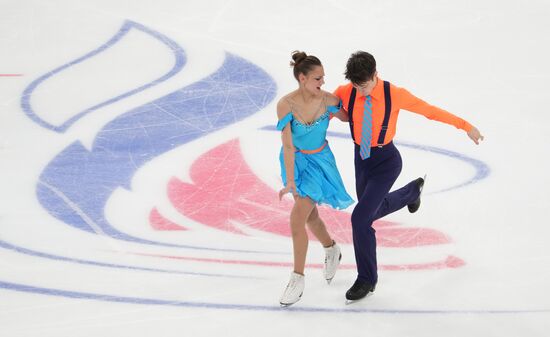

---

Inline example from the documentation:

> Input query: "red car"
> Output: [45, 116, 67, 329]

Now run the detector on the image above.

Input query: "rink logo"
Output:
[25, 20, 465, 271]
[1, 19, 510, 317]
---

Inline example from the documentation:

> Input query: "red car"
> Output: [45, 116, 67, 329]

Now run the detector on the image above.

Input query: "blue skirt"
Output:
[279, 143, 354, 210]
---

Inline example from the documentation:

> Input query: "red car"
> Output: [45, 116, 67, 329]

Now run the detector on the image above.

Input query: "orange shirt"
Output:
[333, 78, 473, 147]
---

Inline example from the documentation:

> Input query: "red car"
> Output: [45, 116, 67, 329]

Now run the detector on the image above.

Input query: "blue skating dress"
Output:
[277, 103, 354, 210]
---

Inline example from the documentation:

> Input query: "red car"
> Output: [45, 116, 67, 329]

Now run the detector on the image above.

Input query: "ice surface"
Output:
[1, 1, 549, 336]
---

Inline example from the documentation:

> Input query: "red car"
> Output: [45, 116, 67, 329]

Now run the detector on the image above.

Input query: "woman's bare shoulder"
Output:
[323, 91, 340, 105]
[277, 93, 295, 119]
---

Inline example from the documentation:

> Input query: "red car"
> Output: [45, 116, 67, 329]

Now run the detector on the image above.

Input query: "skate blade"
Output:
[280, 300, 300, 307]
[421, 174, 427, 193]
[280, 293, 303, 307]
[345, 292, 374, 305]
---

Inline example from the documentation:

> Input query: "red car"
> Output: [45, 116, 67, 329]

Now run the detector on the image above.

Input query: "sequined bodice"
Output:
[276, 105, 339, 151]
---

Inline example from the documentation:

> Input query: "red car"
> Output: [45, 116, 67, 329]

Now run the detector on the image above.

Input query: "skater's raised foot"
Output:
[280, 272, 305, 306]
[345, 279, 375, 302]
[324, 241, 341, 284]
[407, 175, 426, 213]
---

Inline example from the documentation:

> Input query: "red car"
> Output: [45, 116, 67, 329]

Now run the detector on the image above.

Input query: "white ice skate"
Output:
[279, 272, 305, 306]
[324, 242, 342, 284]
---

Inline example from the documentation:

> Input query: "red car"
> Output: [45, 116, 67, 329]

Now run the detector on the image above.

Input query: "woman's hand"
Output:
[467, 126, 484, 145]
[279, 182, 297, 201]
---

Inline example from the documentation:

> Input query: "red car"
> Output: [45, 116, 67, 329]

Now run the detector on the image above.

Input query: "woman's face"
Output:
[299, 65, 325, 95]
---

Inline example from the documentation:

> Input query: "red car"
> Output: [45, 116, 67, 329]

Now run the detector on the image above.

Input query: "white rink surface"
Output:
[1, 1, 549, 336]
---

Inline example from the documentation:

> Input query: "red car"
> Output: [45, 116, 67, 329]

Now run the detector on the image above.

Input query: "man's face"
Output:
[353, 72, 378, 96]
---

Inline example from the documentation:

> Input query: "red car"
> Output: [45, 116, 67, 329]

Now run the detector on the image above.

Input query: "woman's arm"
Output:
[277, 98, 298, 199]
[326, 92, 349, 122]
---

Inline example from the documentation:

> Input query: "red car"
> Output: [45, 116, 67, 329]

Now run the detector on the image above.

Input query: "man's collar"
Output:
[349, 76, 383, 99]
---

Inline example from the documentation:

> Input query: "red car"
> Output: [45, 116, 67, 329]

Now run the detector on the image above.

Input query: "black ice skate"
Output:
[345, 279, 375, 304]
[407, 175, 426, 213]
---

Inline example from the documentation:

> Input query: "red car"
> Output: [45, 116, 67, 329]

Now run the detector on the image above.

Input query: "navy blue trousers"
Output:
[351, 142, 421, 285]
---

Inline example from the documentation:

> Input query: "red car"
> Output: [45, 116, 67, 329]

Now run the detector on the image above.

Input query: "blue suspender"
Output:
[347, 87, 357, 142]
[377, 81, 391, 146]
[347, 81, 392, 146]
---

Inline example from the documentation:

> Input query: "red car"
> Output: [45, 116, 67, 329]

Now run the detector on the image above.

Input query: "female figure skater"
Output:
[277, 51, 353, 306]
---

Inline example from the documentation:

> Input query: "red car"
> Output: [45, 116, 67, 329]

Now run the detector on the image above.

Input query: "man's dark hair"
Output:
[345, 51, 377, 84]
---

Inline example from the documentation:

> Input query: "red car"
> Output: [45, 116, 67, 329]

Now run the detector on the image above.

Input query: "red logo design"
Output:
[149, 139, 464, 270]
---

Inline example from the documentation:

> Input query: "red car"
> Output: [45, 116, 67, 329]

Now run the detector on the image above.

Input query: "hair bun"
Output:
[290, 50, 307, 67]
[288, 50, 322, 81]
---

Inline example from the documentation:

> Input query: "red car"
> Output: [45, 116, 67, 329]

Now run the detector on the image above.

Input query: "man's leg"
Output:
[351, 167, 401, 285]
[373, 178, 422, 220]
[351, 145, 403, 286]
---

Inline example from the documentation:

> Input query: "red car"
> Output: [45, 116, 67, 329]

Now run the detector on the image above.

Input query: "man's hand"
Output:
[467, 126, 484, 145]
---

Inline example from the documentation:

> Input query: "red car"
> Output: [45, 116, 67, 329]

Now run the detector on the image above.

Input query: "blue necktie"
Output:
[360, 95, 372, 160]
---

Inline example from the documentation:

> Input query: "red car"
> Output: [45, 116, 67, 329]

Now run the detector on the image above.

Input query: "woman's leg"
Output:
[307, 205, 342, 282]
[306, 206, 333, 247]
[290, 196, 316, 275]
